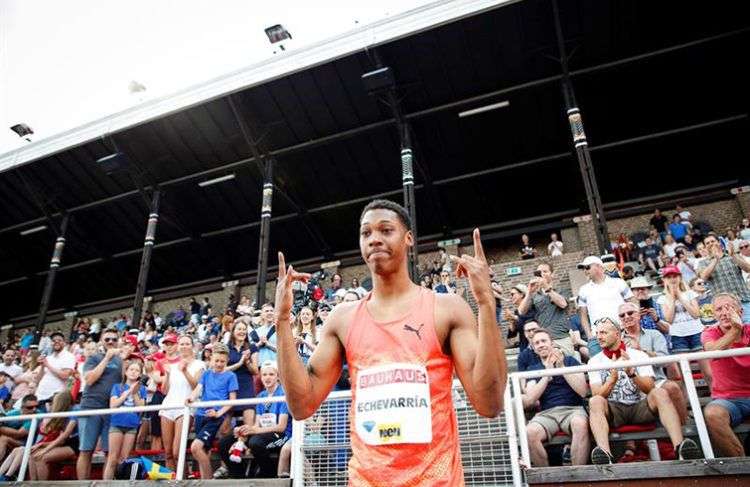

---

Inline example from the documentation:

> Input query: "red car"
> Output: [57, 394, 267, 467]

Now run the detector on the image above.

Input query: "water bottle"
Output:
[646, 439, 661, 461]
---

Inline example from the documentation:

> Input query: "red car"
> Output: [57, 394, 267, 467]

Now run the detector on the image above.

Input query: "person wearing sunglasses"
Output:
[739, 240, 750, 285]
[698, 234, 750, 323]
[689, 277, 716, 326]
[0, 394, 40, 462]
[76, 328, 123, 481]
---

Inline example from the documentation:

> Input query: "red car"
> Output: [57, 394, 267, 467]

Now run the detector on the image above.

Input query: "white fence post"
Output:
[504, 385, 524, 487]
[679, 359, 715, 459]
[291, 418, 306, 487]
[175, 405, 193, 480]
[511, 375, 531, 469]
[17, 416, 37, 482]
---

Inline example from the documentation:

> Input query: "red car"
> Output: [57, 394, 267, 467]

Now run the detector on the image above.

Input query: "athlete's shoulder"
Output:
[324, 300, 359, 334]
[434, 292, 472, 312]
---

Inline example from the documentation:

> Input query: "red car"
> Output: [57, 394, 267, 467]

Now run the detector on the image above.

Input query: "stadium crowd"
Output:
[0, 206, 748, 479]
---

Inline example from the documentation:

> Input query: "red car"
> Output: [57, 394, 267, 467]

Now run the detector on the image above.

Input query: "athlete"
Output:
[276, 199, 506, 486]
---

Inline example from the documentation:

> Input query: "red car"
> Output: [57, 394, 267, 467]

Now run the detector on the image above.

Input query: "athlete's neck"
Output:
[370, 265, 416, 300]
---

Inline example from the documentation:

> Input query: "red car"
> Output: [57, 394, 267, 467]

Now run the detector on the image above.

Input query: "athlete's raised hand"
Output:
[275, 252, 312, 318]
[451, 228, 494, 306]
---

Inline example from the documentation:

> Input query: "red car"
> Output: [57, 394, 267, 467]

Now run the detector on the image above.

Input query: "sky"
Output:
[0, 0, 433, 153]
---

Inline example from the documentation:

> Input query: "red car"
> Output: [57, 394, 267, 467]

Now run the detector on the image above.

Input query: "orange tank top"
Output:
[344, 287, 464, 487]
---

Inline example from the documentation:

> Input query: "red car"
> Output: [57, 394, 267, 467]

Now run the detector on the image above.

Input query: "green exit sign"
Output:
[506, 266, 522, 276]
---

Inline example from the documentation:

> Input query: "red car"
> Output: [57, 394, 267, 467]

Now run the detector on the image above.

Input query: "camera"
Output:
[533, 270, 543, 278]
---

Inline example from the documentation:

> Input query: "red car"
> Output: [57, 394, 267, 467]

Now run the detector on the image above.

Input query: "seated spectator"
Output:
[675, 247, 698, 285]
[698, 234, 750, 322]
[504, 284, 534, 351]
[36, 332, 76, 410]
[0, 394, 40, 461]
[518, 262, 574, 356]
[682, 233, 697, 252]
[663, 234, 679, 259]
[434, 271, 456, 294]
[621, 265, 635, 282]
[568, 309, 590, 362]
[519, 234, 537, 260]
[690, 277, 716, 326]
[28, 392, 79, 480]
[219, 361, 291, 478]
[587, 318, 701, 464]
[324, 274, 343, 302]
[0, 350, 22, 386]
[739, 240, 750, 285]
[740, 219, 750, 242]
[9, 351, 41, 409]
[547, 233, 563, 257]
[628, 277, 669, 335]
[523, 329, 589, 466]
[601, 254, 621, 279]
[188, 343, 238, 480]
[702, 293, 750, 457]
[236, 295, 254, 316]
[638, 237, 663, 273]
[517, 321, 542, 372]
[669, 214, 688, 243]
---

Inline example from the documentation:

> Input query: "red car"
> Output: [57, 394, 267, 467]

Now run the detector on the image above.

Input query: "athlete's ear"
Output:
[404, 230, 414, 247]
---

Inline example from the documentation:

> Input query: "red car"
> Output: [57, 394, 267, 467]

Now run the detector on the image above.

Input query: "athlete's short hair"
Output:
[360, 199, 412, 231]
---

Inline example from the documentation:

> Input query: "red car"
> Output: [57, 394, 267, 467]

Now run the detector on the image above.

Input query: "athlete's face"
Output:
[359, 209, 413, 274]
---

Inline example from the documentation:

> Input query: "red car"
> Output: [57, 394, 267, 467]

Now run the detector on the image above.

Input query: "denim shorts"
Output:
[671, 332, 703, 353]
[78, 414, 111, 452]
[109, 425, 138, 435]
[707, 397, 750, 427]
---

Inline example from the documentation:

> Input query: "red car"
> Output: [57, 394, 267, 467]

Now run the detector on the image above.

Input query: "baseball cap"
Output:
[600, 254, 617, 263]
[661, 265, 681, 277]
[577, 256, 603, 269]
[511, 284, 528, 295]
[629, 276, 654, 289]
[201, 315, 208, 321]
[123, 335, 138, 347]
[162, 333, 178, 344]
[146, 351, 166, 362]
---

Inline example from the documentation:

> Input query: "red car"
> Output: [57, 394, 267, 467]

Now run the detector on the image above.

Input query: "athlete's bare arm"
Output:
[275, 252, 347, 420]
[446, 229, 507, 417]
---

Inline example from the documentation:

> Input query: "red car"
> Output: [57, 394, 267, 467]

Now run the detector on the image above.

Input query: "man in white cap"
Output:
[629, 276, 670, 335]
[576, 256, 635, 356]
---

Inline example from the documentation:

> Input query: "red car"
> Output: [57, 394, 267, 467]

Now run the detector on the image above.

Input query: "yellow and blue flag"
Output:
[140, 456, 175, 480]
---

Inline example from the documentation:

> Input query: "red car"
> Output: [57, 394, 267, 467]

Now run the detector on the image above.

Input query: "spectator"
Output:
[702, 293, 750, 457]
[160, 335, 205, 472]
[740, 219, 750, 242]
[663, 234, 679, 259]
[324, 274, 343, 301]
[628, 277, 669, 334]
[568, 309, 590, 362]
[103, 361, 148, 480]
[236, 295, 253, 316]
[252, 303, 278, 366]
[619, 302, 687, 423]
[188, 343, 238, 480]
[35, 331, 76, 409]
[10, 351, 41, 408]
[518, 262, 574, 356]
[698, 234, 750, 322]
[675, 248, 698, 285]
[27, 391, 79, 481]
[342, 290, 361, 302]
[621, 265, 635, 282]
[739, 239, 750, 284]
[220, 361, 291, 478]
[587, 318, 701, 464]
[690, 277, 716, 326]
[519, 234, 536, 260]
[675, 204, 692, 226]
[547, 233, 564, 257]
[316, 303, 331, 330]
[576, 256, 634, 357]
[294, 306, 318, 364]
[434, 271, 456, 294]
[0, 350, 22, 385]
[225, 322, 259, 440]
[201, 297, 212, 317]
[649, 209, 668, 241]
[722, 228, 740, 254]
[517, 321, 542, 372]
[682, 233, 697, 252]
[638, 236, 663, 273]
[504, 284, 534, 351]
[0, 394, 39, 461]
[189, 297, 201, 322]
[77, 328, 124, 481]
[522, 329, 589, 466]
[668, 214, 688, 243]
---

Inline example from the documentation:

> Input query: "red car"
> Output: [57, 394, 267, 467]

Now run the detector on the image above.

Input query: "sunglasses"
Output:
[103, 337, 118, 343]
[741, 245, 750, 250]
[618, 310, 637, 318]
[22, 404, 39, 410]
[694, 281, 705, 286]
[581, 265, 591, 270]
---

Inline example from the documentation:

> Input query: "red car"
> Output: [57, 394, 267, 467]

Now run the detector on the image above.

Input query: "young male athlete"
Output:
[276, 199, 507, 486]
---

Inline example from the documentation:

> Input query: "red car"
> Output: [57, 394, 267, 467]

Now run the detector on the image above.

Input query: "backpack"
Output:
[115, 459, 146, 480]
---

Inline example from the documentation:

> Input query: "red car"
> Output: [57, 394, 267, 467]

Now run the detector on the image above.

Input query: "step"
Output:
[6, 481, 291, 487]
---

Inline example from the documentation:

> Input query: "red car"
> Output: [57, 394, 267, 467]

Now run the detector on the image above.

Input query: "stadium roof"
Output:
[1, 0, 748, 323]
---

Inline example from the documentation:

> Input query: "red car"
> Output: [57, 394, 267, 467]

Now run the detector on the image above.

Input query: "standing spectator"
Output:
[663, 234, 679, 259]
[324, 274, 343, 301]
[225, 322, 259, 437]
[294, 306, 318, 364]
[519, 234, 537, 260]
[669, 214, 688, 243]
[523, 329, 589, 466]
[350, 278, 367, 297]
[103, 361, 148, 480]
[547, 233, 564, 257]
[675, 248, 698, 285]
[76, 328, 124, 481]
[675, 204, 692, 227]
[252, 303, 278, 366]
[722, 228, 740, 254]
[19, 330, 34, 355]
[10, 352, 41, 407]
[702, 293, 750, 457]
[518, 262, 574, 356]
[739, 240, 750, 284]
[189, 297, 202, 323]
[650, 208, 668, 242]
[587, 319, 700, 464]
[201, 297, 212, 317]
[188, 343, 238, 480]
[236, 295, 253, 316]
[576, 256, 634, 356]
[698, 234, 750, 322]
[639, 236, 663, 273]
[690, 277, 717, 326]
[434, 271, 456, 294]
[160, 335, 205, 472]
[35, 332, 76, 409]
[740, 219, 750, 242]
[0, 350, 22, 384]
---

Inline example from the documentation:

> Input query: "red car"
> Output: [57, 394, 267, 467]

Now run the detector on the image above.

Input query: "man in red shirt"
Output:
[701, 292, 750, 457]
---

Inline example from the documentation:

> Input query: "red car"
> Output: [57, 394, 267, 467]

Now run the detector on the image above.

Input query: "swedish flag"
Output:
[140, 456, 175, 480]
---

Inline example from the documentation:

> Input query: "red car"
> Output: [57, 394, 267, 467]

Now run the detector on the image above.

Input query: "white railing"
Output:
[505, 346, 750, 485]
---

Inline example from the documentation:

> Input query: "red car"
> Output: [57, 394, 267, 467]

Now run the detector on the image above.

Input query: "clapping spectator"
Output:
[547, 233, 563, 257]
[294, 306, 318, 364]
[519, 234, 537, 260]
[28, 391, 80, 480]
[35, 332, 76, 409]
[225, 323, 259, 439]
[698, 234, 750, 322]
[722, 228, 740, 254]
[9, 352, 41, 408]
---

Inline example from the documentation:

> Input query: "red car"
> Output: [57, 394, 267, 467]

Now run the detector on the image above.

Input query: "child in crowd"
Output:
[187, 343, 237, 480]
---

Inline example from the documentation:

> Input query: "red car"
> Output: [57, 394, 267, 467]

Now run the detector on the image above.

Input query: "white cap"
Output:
[577, 256, 603, 269]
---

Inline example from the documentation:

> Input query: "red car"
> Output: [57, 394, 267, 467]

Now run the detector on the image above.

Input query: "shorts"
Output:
[109, 425, 138, 435]
[159, 407, 190, 421]
[529, 405, 588, 440]
[671, 332, 703, 353]
[552, 337, 576, 358]
[64, 436, 80, 454]
[707, 397, 750, 427]
[194, 415, 223, 450]
[78, 414, 111, 452]
[149, 391, 165, 436]
[607, 399, 657, 429]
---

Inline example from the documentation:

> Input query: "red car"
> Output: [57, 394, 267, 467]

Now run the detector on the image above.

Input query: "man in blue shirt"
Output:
[252, 303, 278, 364]
[669, 214, 688, 243]
[517, 321, 543, 372]
[0, 394, 39, 460]
[523, 329, 589, 466]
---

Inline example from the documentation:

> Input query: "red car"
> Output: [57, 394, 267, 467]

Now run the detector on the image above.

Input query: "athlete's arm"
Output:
[275, 252, 345, 420]
[448, 229, 507, 418]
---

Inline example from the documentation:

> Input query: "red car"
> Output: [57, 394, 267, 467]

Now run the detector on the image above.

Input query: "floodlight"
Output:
[10, 123, 34, 141]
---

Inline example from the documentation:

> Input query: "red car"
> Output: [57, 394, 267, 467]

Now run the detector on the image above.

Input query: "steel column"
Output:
[33, 213, 69, 342]
[553, 0, 610, 254]
[132, 190, 161, 328]
[256, 162, 274, 306]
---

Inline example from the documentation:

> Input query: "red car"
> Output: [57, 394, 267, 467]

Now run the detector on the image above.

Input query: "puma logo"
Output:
[403, 324, 424, 340]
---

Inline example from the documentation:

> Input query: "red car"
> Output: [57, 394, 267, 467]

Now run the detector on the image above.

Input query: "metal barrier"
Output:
[505, 347, 750, 485]
[1, 382, 517, 485]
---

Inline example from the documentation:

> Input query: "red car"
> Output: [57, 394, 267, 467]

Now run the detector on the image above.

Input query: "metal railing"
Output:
[505, 346, 750, 486]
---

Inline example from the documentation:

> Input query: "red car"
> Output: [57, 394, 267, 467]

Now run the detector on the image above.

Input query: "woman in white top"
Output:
[159, 335, 205, 472]
[657, 266, 712, 387]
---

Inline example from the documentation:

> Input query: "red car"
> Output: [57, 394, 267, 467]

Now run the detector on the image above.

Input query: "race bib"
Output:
[259, 413, 276, 428]
[354, 363, 432, 445]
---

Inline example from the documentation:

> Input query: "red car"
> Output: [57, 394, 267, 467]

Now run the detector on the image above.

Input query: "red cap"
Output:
[123, 335, 138, 347]
[127, 352, 144, 361]
[661, 265, 681, 277]
[162, 333, 178, 344]
[146, 351, 166, 362]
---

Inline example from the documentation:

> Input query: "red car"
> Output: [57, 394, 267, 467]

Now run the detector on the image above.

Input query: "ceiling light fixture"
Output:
[458, 100, 510, 118]
[20, 225, 47, 236]
[198, 173, 236, 187]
